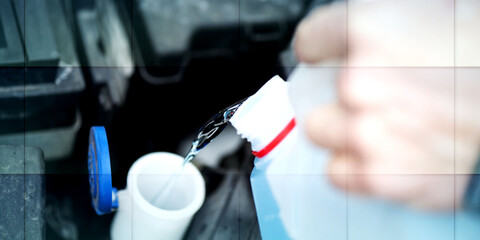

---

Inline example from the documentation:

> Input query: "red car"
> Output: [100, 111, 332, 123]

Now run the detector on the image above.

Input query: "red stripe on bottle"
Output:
[252, 118, 296, 158]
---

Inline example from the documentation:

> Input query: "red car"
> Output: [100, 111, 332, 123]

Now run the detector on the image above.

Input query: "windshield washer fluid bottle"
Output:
[230, 65, 480, 240]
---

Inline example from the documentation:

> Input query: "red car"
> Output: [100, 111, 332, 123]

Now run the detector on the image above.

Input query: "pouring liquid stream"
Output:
[151, 99, 245, 208]
[150, 141, 199, 209]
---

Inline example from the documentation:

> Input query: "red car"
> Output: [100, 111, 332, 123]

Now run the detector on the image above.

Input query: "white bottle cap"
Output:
[230, 76, 295, 152]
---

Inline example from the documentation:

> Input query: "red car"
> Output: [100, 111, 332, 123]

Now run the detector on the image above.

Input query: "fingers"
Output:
[294, 3, 347, 63]
[306, 103, 347, 150]
[328, 151, 426, 204]
[328, 151, 366, 194]
[329, 153, 459, 210]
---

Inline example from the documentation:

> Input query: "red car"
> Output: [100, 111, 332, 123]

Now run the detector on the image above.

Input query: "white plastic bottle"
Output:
[230, 75, 343, 240]
[230, 68, 480, 240]
[110, 152, 205, 240]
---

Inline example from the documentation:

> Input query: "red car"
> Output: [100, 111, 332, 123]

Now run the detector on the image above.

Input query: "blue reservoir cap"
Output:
[88, 126, 117, 215]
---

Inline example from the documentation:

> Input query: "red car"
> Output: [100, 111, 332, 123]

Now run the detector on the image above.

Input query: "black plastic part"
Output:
[115, 0, 309, 83]
[0, 0, 25, 67]
[184, 147, 260, 240]
[0, 0, 85, 134]
[0, 145, 45, 240]
[17, 0, 60, 67]
[73, 0, 131, 126]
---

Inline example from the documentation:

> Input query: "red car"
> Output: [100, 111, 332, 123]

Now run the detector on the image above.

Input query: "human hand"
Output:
[294, 0, 480, 210]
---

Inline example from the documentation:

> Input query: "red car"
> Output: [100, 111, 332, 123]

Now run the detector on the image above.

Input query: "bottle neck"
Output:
[252, 118, 296, 158]
[229, 76, 296, 154]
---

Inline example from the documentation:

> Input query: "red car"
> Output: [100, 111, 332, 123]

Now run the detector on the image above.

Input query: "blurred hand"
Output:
[294, 0, 480, 210]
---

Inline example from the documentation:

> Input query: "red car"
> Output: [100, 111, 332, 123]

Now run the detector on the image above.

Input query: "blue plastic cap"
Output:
[88, 126, 117, 215]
